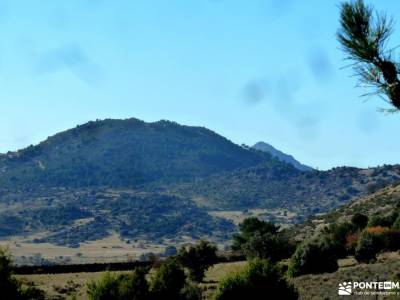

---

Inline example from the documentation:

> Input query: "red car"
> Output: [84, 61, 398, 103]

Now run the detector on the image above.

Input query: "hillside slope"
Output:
[0, 118, 277, 188]
[0, 117, 399, 246]
[171, 164, 400, 222]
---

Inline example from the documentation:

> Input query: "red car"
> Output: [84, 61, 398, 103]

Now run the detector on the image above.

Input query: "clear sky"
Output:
[0, 0, 399, 170]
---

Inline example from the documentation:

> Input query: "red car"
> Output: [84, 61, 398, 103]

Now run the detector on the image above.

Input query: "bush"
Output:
[213, 259, 298, 300]
[382, 229, 400, 251]
[0, 247, 45, 300]
[322, 222, 354, 258]
[232, 218, 278, 251]
[87, 268, 150, 300]
[232, 218, 295, 261]
[241, 231, 293, 261]
[180, 280, 202, 300]
[288, 237, 339, 277]
[177, 240, 218, 282]
[354, 231, 384, 263]
[369, 211, 398, 228]
[351, 213, 368, 229]
[150, 259, 186, 300]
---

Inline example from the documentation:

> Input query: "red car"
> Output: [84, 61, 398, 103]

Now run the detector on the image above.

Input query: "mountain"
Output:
[0, 118, 292, 246]
[252, 142, 313, 171]
[0, 118, 278, 189]
[0, 117, 399, 247]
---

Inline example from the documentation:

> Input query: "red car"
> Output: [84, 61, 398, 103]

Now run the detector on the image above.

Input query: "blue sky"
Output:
[0, 0, 400, 170]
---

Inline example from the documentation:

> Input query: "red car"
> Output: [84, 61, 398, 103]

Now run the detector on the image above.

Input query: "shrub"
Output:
[354, 231, 384, 263]
[381, 229, 400, 251]
[288, 237, 340, 277]
[87, 268, 150, 300]
[232, 218, 278, 251]
[180, 280, 202, 300]
[0, 247, 45, 300]
[241, 231, 294, 261]
[213, 259, 298, 300]
[351, 213, 368, 229]
[366, 226, 389, 234]
[150, 259, 186, 300]
[232, 218, 295, 261]
[369, 212, 398, 228]
[177, 240, 218, 282]
[345, 232, 359, 253]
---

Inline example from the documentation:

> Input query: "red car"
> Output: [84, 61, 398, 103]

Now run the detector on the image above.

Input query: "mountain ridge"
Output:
[0, 117, 399, 247]
[252, 141, 313, 171]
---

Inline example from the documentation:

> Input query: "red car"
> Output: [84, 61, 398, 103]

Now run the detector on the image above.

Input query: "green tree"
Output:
[214, 259, 298, 300]
[177, 240, 218, 282]
[288, 237, 340, 277]
[0, 247, 45, 300]
[232, 218, 294, 261]
[351, 213, 369, 229]
[354, 230, 384, 263]
[337, 0, 400, 111]
[150, 259, 187, 300]
[233, 218, 278, 250]
[87, 268, 150, 300]
[241, 231, 293, 261]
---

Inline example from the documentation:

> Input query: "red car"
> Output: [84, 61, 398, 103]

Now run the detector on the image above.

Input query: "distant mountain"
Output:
[0, 118, 291, 246]
[0, 117, 399, 247]
[252, 142, 313, 171]
[0, 118, 279, 189]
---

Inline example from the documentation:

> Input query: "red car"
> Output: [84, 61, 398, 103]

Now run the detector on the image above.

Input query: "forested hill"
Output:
[0, 118, 285, 189]
[172, 163, 400, 220]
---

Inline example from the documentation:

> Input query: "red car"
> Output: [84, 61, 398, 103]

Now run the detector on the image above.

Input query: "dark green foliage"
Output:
[87, 268, 150, 300]
[86, 259, 201, 300]
[241, 231, 294, 261]
[233, 218, 295, 261]
[0, 247, 45, 300]
[381, 230, 400, 251]
[351, 213, 369, 229]
[179, 281, 202, 300]
[214, 259, 298, 300]
[354, 231, 384, 263]
[150, 259, 187, 300]
[337, 0, 400, 110]
[368, 211, 398, 227]
[392, 215, 400, 230]
[355, 227, 400, 263]
[0, 247, 22, 300]
[288, 237, 340, 277]
[232, 218, 278, 251]
[322, 222, 356, 257]
[177, 240, 218, 282]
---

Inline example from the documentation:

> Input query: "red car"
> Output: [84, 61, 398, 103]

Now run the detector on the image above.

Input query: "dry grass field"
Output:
[0, 233, 172, 265]
[15, 252, 400, 299]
